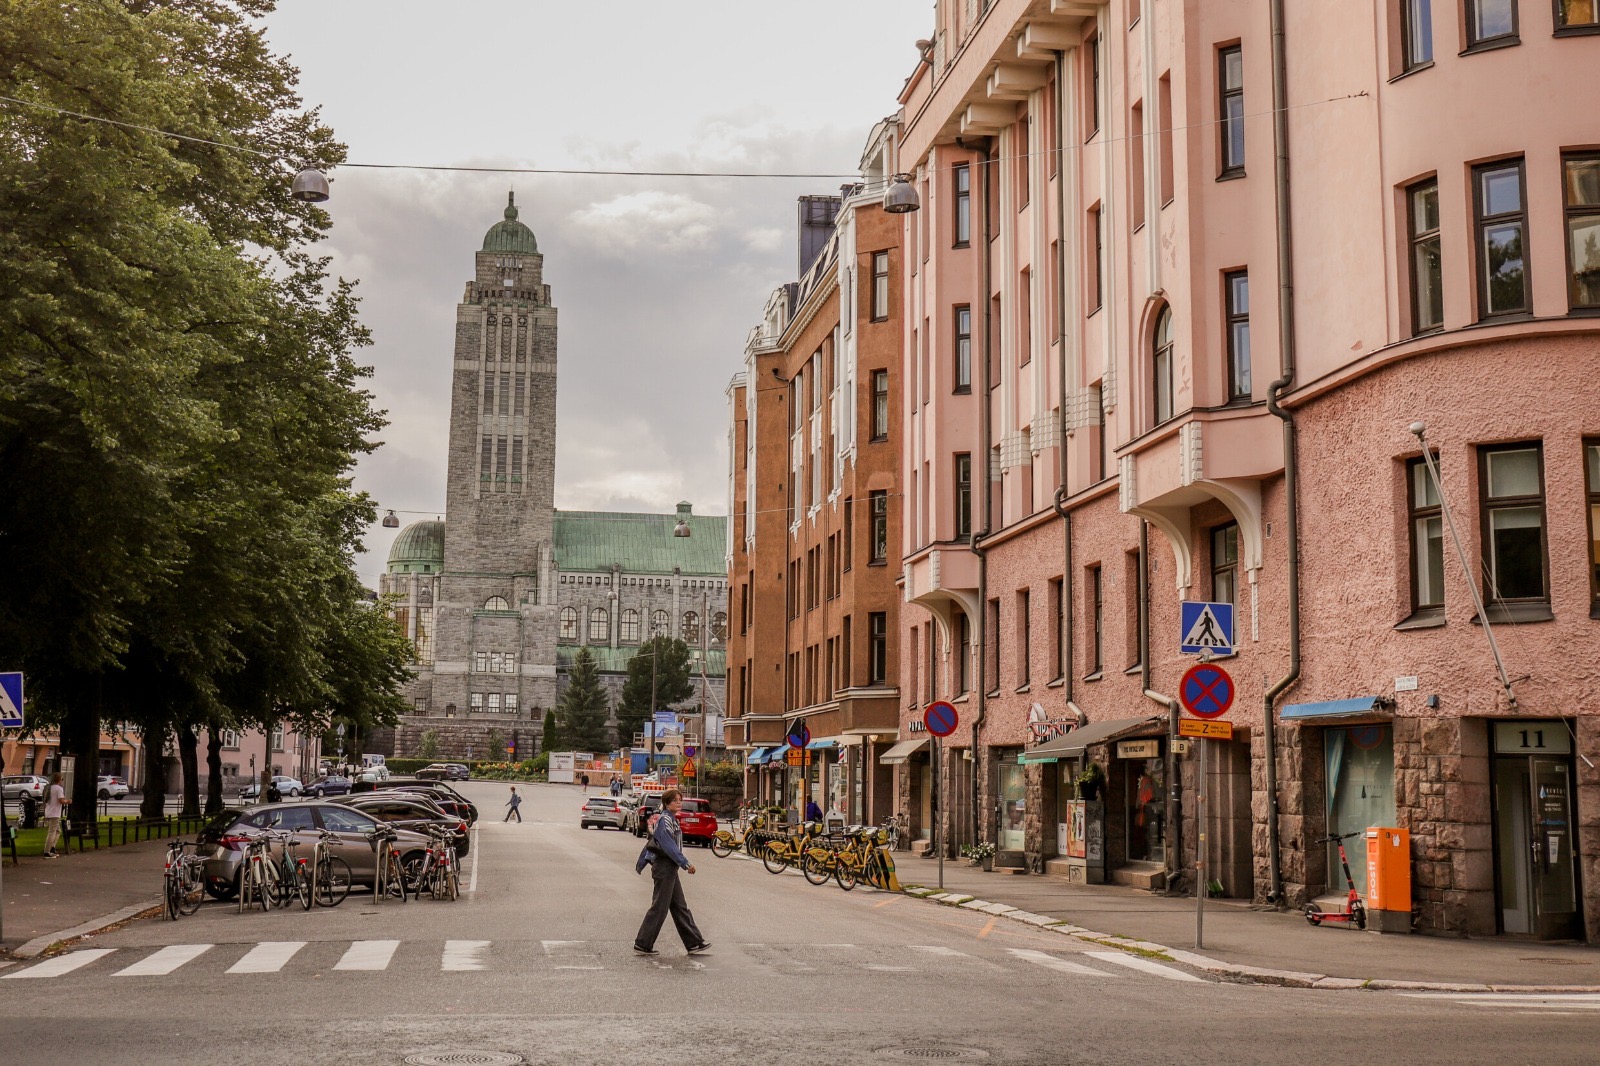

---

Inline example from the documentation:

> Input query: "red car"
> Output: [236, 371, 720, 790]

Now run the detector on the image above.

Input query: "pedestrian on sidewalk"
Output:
[633, 788, 709, 957]
[580, 772, 590, 794]
[610, 776, 622, 798]
[804, 798, 823, 822]
[505, 786, 523, 822]
[42, 772, 67, 858]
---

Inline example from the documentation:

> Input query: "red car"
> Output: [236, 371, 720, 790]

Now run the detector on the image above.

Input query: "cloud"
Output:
[569, 191, 717, 257]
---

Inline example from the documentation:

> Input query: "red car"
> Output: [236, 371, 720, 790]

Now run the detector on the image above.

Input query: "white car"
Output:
[96, 775, 129, 799]
[2, 775, 49, 801]
[239, 775, 305, 800]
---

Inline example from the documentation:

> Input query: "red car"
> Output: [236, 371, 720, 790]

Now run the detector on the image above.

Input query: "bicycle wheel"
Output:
[165, 874, 180, 921]
[384, 853, 408, 902]
[762, 846, 789, 875]
[259, 861, 281, 910]
[295, 860, 314, 910]
[445, 860, 460, 902]
[801, 852, 832, 886]
[316, 856, 352, 908]
[835, 860, 858, 891]
[710, 834, 733, 859]
[177, 867, 205, 916]
[237, 866, 251, 914]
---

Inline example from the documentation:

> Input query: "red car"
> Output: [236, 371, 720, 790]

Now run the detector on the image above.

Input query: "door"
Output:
[1494, 753, 1581, 938]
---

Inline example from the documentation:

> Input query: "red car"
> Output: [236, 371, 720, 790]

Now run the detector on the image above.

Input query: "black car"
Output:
[379, 780, 479, 825]
[628, 794, 663, 837]
[333, 793, 471, 857]
[417, 763, 471, 782]
[306, 774, 352, 798]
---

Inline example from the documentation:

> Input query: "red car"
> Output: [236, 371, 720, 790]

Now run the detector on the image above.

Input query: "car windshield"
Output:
[201, 809, 245, 836]
[679, 799, 710, 813]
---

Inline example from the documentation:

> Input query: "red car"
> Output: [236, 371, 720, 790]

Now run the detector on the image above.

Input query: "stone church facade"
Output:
[377, 197, 726, 760]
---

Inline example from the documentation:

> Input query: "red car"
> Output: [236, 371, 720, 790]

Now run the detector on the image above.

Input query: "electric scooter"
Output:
[1304, 830, 1368, 930]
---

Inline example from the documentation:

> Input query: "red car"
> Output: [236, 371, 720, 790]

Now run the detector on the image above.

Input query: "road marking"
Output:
[3, 949, 116, 979]
[976, 916, 997, 939]
[114, 945, 211, 977]
[227, 941, 305, 974]
[873, 896, 901, 909]
[1400, 993, 1600, 1010]
[865, 965, 917, 972]
[1083, 950, 1203, 982]
[335, 940, 400, 971]
[442, 939, 491, 971]
[467, 826, 480, 898]
[1006, 948, 1108, 977]
[910, 945, 970, 957]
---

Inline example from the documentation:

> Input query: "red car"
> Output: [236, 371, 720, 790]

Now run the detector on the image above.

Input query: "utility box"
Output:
[1365, 827, 1412, 933]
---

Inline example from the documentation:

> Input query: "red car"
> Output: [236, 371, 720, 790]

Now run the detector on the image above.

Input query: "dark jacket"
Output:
[636, 808, 690, 873]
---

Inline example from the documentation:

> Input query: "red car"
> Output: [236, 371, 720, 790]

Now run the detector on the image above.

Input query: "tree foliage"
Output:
[557, 647, 611, 753]
[616, 636, 693, 745]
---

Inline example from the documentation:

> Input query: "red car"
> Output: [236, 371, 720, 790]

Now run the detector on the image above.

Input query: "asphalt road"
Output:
[2, 781, 1594, 1065]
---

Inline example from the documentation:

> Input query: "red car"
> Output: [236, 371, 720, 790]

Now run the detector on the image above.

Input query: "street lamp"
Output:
[882, 173, 921, 214]
[291, 166, 331, 203]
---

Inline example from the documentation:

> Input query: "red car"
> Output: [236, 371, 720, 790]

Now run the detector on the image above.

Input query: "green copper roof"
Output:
[554, 506, 726, 576]
[558, 644, 726, 678]
[387, 519, 445, 574]
[482, 192, 538, 254]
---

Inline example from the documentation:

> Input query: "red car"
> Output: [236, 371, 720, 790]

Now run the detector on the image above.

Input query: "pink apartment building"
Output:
[892, 0, 1599, 941]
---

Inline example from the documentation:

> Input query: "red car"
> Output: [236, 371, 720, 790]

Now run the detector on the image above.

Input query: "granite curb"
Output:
[11, 898, 163, 960]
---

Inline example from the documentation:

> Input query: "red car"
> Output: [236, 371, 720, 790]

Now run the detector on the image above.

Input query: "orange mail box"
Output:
[1365, 827, 1411, 914]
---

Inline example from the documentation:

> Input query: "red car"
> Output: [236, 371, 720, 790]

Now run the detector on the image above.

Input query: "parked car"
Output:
[367, 779, 479, 824]
[306, 774, 352, 798]
[96, 775, 129, 800]
[239, 775, 304, 800]
[416, 763, 469, 782]
[193, 801, 430, 900]
[579, 795, 626, 830]
[2, 775, 49, 801]
[334, 793, 470, 856]
[626, 794, 663, 837]
[675, 797, 718, 847]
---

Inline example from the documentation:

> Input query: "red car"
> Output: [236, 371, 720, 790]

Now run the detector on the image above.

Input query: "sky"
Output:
[258, 1, 932, 586]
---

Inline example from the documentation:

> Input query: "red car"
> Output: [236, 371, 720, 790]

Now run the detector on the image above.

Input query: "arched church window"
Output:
[651, 609, 670, 636]
[588, 607, 609, 643]
[560, 607, 578, 640]
[620, 609, 641, 642]
[484, 596, 509, 611]
[682, 611, 701, 644]
[711, 612, 727, 642]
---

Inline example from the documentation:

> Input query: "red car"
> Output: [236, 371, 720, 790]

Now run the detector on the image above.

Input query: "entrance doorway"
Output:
[1492, 722, 1581, 939]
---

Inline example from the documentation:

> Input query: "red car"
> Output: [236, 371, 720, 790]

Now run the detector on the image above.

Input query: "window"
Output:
[651, 609, 670, 635]
[1017, 111, 1030, 209]
[1087, 34, 1101, 138]
[871, 251, 889, 321]
[954, 306, 972, 392]
[870, 490, 888, 563]
[1158, 73, 1174, 204]
[1410, 179, 1444, 333]
[1563, 154, 1600, 309]
[868, 612, 888, 684]
[1219, 45, 1245, 176]
[1016, 590, 1031, 687]
[474, 651, 488, 672]
[484, 595, 509, 611]
[1131, 101, 1145, 229]
[842, 615, 853, 686]
[1475, 160, 1530, 317]
[957, 613, 971, 694]
[1402, 0, 1433, 69]
[955, 453, 973, 540]
[621, 609, 640, 643]
[470, 692, 484, 712]
[1586, 440, 1600, 613]
[220, 730, 239, 750]
[480, 436, 492, 480]
[843, 497, 854, 570]
[1225, 271, 1252, 400]
[712, 612, 727, 642]
[1019, 268, 1032, 366]
[1408, 457, 1445, 613]
[1088, 566, 1104, 676]
[1152, 305, 1175, 424]
[871, 370, 889, 440]
[1211, 523, 1240, 606]
[954, 164, 972, 246]
[487, 693, 501, 713]
[1558, 0, 1600, 29]
[505, 695, 518, 716]
[1479, 443, 1548, 604]
[985, 598, 1001, 693]
[559, 607, 578, 640]
[683, 611, 701, 644]
[1089, 204, 1104, 312]
[588, 607, 609, 643]
[489, 651, 504, 673]
[1049, 577, 1065, 680]
[1467, 0, 1517, 46]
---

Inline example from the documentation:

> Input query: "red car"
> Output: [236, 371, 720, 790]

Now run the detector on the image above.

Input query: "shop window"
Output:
[1127, 757, 1166, 863]
[998, 762, 1027, 853]
[1325, 725, 1396, 898]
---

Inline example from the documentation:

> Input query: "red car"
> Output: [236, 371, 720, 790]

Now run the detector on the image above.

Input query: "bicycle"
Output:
[237, 832, 283, 913]
[883, 812, 907, 852]
[163, 840, 205, 920]
[367, 825, 408, 903]
[271, 832, 313, 911]
[308, 828, 352, 908]
[403, 825, 459, 900]
[1305, 831, 1367, 930]
[761, 820, 821, 875]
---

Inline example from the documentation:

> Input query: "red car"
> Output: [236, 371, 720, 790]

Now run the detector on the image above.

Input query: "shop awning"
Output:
[1018, 715, 1164, 763]
[1281, 696, 1391, 721]
[746, 746, 773, 765]
[806, 737, 839, 750]
[878, 738, 930, 764]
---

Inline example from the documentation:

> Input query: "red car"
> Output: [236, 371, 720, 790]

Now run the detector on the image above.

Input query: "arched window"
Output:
[620, 609, 641, 642]
[682, 611, 701, 644]
[711, 612, 727, 642]
[588, 607, 610, 643]
[559, 607, 578, 640]
[1152, 305, 1175, 424]
[484, 596, 509, 611]
[651, 609, 670, 636]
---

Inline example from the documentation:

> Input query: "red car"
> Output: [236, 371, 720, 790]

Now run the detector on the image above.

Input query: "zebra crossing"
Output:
[1399, 992, 1600, 1013]
[0, 938, 1205, 984]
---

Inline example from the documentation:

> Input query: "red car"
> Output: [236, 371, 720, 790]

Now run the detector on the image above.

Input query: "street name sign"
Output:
[1179, 662, 1234, 719]
[0, 672, 22, 728]
[1179, 601, 1235, 655]
[1178, 718, 1234, 740]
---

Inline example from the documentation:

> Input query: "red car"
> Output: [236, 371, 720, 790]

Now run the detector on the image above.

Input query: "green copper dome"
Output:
[482, 192, 538, 254]
[387, 519, 445, 575]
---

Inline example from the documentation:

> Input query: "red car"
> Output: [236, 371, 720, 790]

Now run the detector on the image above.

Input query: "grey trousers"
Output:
[635, 858, 704, 950]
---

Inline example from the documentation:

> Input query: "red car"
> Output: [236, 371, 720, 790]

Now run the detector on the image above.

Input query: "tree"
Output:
[557, 647, 611, 753]
[616, 636, 693, 745]
[541, 709, 560, 755]
[417, 730, 440, 760]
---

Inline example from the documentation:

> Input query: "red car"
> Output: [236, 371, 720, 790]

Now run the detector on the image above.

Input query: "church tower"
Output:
[430, 193, 560, 725]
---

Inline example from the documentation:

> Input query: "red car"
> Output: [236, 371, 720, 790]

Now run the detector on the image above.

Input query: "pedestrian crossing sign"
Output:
[0, 671, 22, 728]
[1179, 601, 1235, 655]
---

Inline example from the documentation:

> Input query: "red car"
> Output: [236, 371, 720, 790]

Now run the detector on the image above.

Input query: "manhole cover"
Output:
[875, 1049, 990, 1061]
[404, 1053, 525, 1066]
[1519, 957, 1590, 966]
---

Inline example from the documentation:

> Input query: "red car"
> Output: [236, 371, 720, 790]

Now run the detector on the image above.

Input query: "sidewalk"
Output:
[1, 840, 165, 959]
[891, 853, 1599, 990]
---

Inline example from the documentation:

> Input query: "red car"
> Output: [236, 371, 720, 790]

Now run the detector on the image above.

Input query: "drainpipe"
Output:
[1139, 520, 1182, 890]
[1051, 48, 1075, 712]
[1261, 0, 1298, 906]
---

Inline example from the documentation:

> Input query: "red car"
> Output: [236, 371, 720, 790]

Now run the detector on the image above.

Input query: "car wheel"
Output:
[98, 789, 110, 800]
[290, 788, 302, 797]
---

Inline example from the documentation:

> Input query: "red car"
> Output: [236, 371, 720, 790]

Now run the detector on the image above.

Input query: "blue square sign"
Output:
[1179, 601, 1235, 655]
[0, 672, 23, 728]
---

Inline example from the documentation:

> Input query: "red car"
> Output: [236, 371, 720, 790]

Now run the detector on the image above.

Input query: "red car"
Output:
[675, 797, 719, 847]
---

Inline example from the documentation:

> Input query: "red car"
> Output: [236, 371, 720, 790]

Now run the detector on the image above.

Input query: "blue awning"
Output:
[806, 738, 837, 751]
[1281, 696, 1390, 721]
[746, 746, 773, 765]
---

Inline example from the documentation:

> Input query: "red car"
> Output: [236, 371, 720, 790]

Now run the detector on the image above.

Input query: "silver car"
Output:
[2, 775, 49, 801]
[194, 801, 428, 900]
[580, 795, 627, 830]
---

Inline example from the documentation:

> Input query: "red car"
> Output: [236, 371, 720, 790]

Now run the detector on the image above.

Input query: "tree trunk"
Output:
[177, 723, 201, 817]
[205, 726, 225, 815]
[139, 721, 167, 818]
[60, 674, 104, 823]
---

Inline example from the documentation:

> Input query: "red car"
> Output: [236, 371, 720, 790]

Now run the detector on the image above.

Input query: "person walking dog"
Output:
[504, 786, 523, 823]
[633, 788, 709, 957]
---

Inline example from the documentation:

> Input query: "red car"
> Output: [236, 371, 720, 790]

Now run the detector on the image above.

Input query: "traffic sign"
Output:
[1179, 601, 1235, 655]
[1179, 662, 1234, 719]
[682, 757, 697, 778]
[684, 744, 697, 758]
[1178, 718, 1234, 740]
[785, 747, 806, 766]
[924, 701, 959, 738]
[786, 721, 810, 749]
[0, 672, 23, 728]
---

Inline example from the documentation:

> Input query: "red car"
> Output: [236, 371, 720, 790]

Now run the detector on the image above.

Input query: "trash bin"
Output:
[21, 793, 39, 829]
[1365, 827, 1412, 933]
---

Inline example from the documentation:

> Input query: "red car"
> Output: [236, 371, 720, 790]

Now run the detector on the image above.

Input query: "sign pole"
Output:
[934, 735, 943, 891]
[1196, 737, 1207, 949]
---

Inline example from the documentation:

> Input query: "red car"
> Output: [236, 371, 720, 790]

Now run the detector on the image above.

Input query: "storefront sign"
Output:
[1173, 738, 1193, 755]
[1178, 718, 1234, 739]
[908, 719, 927, 733]
[1492, 721, 1572, 755]
[1027, 702, 1075, 741]
[1116, 740, 1160, 759]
